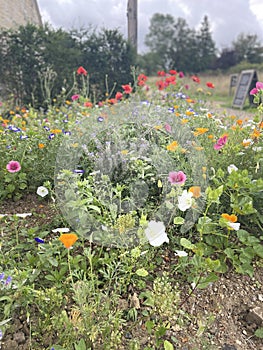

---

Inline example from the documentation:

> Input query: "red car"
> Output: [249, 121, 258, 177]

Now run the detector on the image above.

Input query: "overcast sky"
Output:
[37, 0, 263, 53]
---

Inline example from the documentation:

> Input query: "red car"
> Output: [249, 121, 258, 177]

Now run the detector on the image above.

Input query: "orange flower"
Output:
[59, 233, 78, 249]
[193, 128, 209, 136]
[236, 119, 243, 126]
[251, 128, 260, 139]
[189, 186, 201, 198]
[38, 143, 45, 149]
[167, 141, 178, 151]
[84, 101, 93, 108]
[221, 213, 237, 223]
[186, 110, 194, 116]
[181, 119, 189, 124]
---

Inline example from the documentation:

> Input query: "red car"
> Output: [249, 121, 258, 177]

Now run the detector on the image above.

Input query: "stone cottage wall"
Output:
[0, 0, 42, 29]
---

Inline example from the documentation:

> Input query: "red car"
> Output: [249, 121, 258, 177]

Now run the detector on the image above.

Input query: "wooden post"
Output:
[127, 0, 138, 53]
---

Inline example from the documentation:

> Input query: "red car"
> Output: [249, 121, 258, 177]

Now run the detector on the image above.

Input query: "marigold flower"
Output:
[236, 119, 243, 126]
[193, 127, 209, 136]
[77, 66, 87, 75]
[251, 128, 260, 139]
[6, 160, 21, 173]
[167, 140, 178, 151]
[221, 213, 237, 222]
[189, 186, 201, 198]
[59, 233, 78, 249]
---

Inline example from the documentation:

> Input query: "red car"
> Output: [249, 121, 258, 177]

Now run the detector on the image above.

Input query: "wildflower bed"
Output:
[0, 70, 262, 350]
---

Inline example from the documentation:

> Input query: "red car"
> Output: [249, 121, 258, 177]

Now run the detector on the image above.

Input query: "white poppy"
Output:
[178, 190, 193, 212]
[15, 213, 32, 218]
[227, 164, 238, 174]
[227, 222, 240, 231]
[52, 227, 70, 233]
[144, 221, 169, 247]
[37, 186, 49, 198]
[174, 250, 188, 257]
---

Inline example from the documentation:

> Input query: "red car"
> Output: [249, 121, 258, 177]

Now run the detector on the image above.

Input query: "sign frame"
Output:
[232, 70, 258, 109]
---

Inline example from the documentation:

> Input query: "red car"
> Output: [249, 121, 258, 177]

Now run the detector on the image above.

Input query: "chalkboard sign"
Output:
[232, 70, 258, 109]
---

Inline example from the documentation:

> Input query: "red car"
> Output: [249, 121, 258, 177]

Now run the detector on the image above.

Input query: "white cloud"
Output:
[37, 0, 263, 53]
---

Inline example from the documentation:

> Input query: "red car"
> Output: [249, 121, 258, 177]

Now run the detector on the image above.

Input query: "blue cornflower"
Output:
[5, 276, 12, 285]
[34, 237, 45, 244]
[97, 116, 104, 122]
[0, 273, 4, 281]
[8, 125, 21, 132]
[73, 169, 85, 174]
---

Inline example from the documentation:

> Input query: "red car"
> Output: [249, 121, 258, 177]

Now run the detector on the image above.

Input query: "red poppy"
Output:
[122, 84, 133, 94]
[206, 82, 215, 88]
[138, 74, 148, 82]
[165, 76, 176, 85]
[169, 69, 177, 75]
[156, 80, 165, 90]
[115, 92, 123, 100]
[157, 70, 166, 77]
[77, 66, 87, 76]
[191, 75, 200, 83]
[84, 101, 93, 108]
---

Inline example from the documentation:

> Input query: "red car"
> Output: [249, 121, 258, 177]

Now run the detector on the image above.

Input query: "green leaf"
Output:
[135, 268, 149, 277]
[255, 327, 263, 338]
[74, 338, 87, 350]
[164, 340, 174, 350]
[180, 237, 196, 250]
[173, 217, 185, 225]
[253, 244, 263, 258]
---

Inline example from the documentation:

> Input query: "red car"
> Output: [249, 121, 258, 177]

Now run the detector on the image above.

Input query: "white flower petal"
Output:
[144, 221, 169, 247]
[174, 250, 188, 257]
[37, 186, 49, 198]
[52, 227, 70, 233]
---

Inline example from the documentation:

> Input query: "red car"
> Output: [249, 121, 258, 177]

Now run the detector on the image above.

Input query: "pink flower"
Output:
[71, 94, 80, 101]
[214, 135, 228, 150]
[168, 171, 186, 185]
[6, 160, 21, 173]
[164, 123, 172, 133]
[115, 92, 123, 100]
[250, 81, 263, 95]
[179, 71, 184, 78]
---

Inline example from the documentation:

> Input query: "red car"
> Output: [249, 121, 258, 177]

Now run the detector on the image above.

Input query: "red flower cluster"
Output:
[137, 74, 148, 87]
[191, 75, 200, 83]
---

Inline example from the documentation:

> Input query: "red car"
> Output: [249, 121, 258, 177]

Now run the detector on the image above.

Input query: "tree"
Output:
[195, 15, 217, 71]
[232, 33, 263, 64]
[144, 13, 175, 69]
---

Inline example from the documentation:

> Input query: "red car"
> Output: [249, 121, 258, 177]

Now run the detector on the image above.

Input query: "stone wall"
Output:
[0, 0, 42, 29]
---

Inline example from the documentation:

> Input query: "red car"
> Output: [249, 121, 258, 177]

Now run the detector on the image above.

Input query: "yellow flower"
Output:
[251, 128, 260, 139]
[154, 125, 162, 130]
[121, 150, 128, 155]
[38, 143, 45, 149]
[181, 119, 189, 124]
[167, 141, 178, 151]
[50, 129, 62, 134]
[193, 127, 209, 136]
[186, 110, 194, 116]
